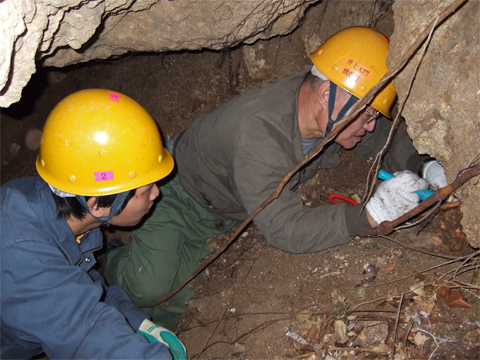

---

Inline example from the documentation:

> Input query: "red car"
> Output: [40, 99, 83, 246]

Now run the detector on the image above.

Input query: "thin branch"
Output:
[404, 322, 414, 358]
[467, 150, 480, 167]
[353, 251, 478, 297]
[453, 250, 480, 279]
[328, 346, 390, 356]
[378, 235, 460, 260]
[194, 306, 230, 360]
[193, 317, 291, 356]
[437, 255, 480, 282]
[367, 0, 378, 27]
[180, 311, 295, 333]
[394, 201, 443, 231]
[392, 292, 405, 358]
[417, 329, 456, 359]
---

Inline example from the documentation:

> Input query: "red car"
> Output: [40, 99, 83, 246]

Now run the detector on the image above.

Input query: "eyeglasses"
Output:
[364, 108, 380, 122]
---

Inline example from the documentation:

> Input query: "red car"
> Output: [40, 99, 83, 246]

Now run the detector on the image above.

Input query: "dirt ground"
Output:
[2, 10, 480, 360]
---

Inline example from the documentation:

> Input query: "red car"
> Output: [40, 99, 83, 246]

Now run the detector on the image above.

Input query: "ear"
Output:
[317, 80, 330, 108]
[86, 197, 108, 218]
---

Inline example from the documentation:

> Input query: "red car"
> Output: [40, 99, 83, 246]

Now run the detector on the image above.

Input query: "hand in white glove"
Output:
[422, 160, 448, 190]
[138, 319, 187, 360]
[366, 170, 429, 225]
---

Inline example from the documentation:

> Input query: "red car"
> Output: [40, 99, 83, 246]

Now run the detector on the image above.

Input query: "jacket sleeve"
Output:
[89, 268, 148, 331]
[353, 117, 431, 174]
[1, 240, 172, 359]
[232, 140, 368, 253]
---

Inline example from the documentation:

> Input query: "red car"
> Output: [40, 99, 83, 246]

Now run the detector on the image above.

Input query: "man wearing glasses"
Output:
[105, 27, 448, 329]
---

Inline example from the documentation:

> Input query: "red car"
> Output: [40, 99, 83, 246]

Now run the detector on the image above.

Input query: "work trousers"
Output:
[105, 175, 235, 329]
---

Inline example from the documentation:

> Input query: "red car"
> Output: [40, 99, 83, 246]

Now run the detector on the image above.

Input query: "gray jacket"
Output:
[175, 70, 427, 253]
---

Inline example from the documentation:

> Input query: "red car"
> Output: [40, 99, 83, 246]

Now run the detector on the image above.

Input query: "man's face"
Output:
[331, 89, 379, 149]
[108, 183, 160, 227]
[334, 105, 378, 149]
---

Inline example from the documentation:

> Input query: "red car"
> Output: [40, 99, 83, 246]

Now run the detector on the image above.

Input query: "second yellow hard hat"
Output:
[311, 26, 397, 117]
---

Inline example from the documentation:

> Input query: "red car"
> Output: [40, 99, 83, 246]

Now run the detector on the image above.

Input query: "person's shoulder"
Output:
[1, 177, 49, 213]
[2, 177, 46, 201]
[1, 177, 56, 248]
[285, 69, 310, 80]
[264, 69, 309, 88]
[1, 176, 44, 190]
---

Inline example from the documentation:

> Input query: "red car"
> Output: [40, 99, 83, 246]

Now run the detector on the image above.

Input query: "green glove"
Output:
[138, 319, 187, 360]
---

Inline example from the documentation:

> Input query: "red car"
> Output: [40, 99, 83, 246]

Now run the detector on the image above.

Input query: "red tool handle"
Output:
[329, 194, 358, 205]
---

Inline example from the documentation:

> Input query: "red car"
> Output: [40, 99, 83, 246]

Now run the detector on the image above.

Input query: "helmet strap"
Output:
[77, 190, 130, 227]
[324, 82, 359, 137]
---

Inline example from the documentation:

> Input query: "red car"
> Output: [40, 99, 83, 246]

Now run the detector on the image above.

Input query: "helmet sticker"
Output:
[109, 92, 120, 102]
[343, 58, 371, 79]
[94, 171, 114, 181]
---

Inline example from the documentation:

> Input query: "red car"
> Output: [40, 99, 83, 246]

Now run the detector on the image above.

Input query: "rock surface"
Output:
[0, 0, 317, 107]
[389, 0, 479, 247]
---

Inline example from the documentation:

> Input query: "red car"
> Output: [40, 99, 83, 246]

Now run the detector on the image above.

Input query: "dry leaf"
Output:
[334, 320, 349, 344]
[414, 271, 427, 282]
[414, 332, 429, 346]
[234, 342, 248, 352]
[356, 284, 366, 297]
[384, 294, 403, 308]
[385, 263, 396, 272]
[435, 281, 471, 308]
[410, 281, 425, 295]
[323, 333, 334, 344]
[404, 303, 422, 325]
[407, 331, 417, 341]
[392, 249, 403, 258]
[305, 324, 319, 343]
[413, 292, 437, 316]
[331, 291, 350, 323]
[371, 343, 390, 353]
[296, 310, 318, 330]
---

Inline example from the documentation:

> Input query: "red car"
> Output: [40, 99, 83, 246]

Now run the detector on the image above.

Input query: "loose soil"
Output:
[2, 14, 479, 360]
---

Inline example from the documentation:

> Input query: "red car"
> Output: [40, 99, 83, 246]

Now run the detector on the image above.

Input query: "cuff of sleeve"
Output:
[344, 203, 372, 237]
[405, 155, 434, 177]
[421, 159, 438, 178]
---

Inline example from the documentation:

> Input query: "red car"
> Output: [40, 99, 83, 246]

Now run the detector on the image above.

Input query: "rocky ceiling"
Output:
[0, 0, 319, 108]
[0, 0, 479, 246]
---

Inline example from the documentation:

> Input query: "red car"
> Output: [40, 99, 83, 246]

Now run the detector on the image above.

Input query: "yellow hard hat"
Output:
[36, 89, 174, 196]
[310, 26, 397, 117]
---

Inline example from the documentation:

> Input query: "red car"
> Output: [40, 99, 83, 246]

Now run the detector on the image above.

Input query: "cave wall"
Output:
[389, 0, 479, 247]
[0, 0, 319, 108]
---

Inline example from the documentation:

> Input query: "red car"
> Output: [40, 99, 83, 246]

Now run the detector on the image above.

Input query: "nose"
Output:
[150, 184, 160, 201]
[364, 118, 377, 132]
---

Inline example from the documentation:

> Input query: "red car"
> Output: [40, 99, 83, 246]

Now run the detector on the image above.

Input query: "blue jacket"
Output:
[1, 177, 171, 359]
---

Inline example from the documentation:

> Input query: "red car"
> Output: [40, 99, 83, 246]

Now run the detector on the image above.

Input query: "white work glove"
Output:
[422, 160, 448, 190]
[366, 171, 429, 224]
[138, 319, 187, 360]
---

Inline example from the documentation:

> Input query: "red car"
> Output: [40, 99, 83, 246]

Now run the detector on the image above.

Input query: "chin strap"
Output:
[77, 191, 130, 227]
[324, 82, 359, 137]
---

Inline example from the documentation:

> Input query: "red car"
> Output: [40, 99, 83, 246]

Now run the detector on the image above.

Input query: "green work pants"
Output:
[105, 176, 235, 329]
